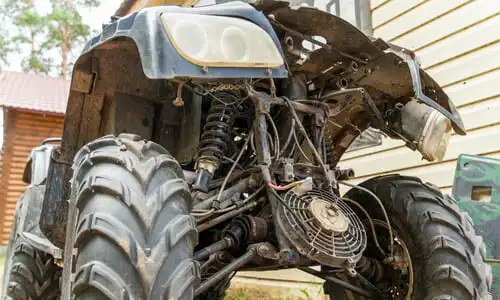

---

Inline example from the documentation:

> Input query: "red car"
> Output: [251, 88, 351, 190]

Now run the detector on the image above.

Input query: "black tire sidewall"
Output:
[325, 175, 491, 300]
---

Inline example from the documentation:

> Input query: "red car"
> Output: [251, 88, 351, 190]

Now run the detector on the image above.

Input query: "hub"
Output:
[308, 198, 349, 234]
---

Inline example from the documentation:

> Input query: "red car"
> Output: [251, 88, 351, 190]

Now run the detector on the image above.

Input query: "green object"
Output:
[453, 153, 500, 298]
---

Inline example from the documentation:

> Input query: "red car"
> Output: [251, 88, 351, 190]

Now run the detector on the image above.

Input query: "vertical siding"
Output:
[340, 0, 500, 193]
[0, 110, 64, 245]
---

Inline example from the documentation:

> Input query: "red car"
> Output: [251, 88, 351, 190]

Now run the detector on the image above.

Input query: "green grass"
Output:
[224, 284, 327, 300]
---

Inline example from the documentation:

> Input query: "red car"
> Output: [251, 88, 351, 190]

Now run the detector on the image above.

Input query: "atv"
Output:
[1, 1, 492, 299]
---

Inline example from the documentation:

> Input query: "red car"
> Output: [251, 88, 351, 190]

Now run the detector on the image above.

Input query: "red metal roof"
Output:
[0, 71, 70, 114]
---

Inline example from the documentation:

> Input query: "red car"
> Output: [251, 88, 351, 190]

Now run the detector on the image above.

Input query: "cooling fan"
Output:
[277, 189, 367, 267]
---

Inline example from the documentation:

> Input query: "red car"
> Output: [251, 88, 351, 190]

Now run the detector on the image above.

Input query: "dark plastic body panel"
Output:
[81, 2, 288, 79]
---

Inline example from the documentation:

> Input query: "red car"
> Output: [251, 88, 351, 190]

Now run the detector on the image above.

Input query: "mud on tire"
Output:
[6, 237, 62, 300]
[69, 134, 199, 299]
[326, 175, 492, 299]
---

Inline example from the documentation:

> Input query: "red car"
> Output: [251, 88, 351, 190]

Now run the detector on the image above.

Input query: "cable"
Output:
[265, 132, 276, 158]
[263, 112, 280, 159]
[215, 132, 252, 207]
[194, 185, 264, 218]
[342, 197, 385, 256]
[292, 128, 312, 163]
[268, 187, 308, 232]
[216, 205, 237, 213]
[285, 97, 327, 166]
[339, 181, 394, 256]
[268, 182, 301, 191]
[279, 119, 295, 158]
[284, 97, 332, 190]
[222, 156, 243, 170]
[242, 185, 265, 204]
[191, 209, 215, 217]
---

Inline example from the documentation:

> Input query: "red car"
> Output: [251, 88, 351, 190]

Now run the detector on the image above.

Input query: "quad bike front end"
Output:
[2, 1, 492, 300]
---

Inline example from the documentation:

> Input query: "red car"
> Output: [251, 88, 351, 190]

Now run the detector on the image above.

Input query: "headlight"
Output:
[161, 13, 284, 68]
[400, 100, 452, 161]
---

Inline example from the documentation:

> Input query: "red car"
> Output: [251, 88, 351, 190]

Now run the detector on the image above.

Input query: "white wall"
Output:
[341, 0, 500, 196]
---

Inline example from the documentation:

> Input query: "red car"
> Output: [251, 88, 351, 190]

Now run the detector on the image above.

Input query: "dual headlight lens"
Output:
[161, 13, 284, 68]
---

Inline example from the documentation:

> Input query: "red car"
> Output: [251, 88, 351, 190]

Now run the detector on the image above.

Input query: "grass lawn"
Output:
[224, 284, 328, 300]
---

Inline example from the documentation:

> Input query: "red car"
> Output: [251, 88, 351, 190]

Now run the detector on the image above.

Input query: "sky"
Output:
[5, 0, 122, 72]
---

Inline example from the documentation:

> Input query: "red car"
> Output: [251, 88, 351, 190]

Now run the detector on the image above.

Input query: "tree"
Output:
[5, 0, 52, 74]
[0, 34, 12, 69]
[47, 0, 100, 79]
[0, 0, 99, 78]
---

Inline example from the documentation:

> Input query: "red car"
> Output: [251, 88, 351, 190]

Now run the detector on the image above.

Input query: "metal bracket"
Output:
[71, 57, 99, 95]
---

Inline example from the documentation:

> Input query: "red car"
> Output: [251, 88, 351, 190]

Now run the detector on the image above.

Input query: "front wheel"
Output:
[325, 175, 492, 299]
[66, 134, 199, 299]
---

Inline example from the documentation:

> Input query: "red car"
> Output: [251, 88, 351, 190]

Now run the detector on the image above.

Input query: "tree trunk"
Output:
[29, 24, 38, 73]
[61, 30, 69, 79]
[58, 0, 71, 80]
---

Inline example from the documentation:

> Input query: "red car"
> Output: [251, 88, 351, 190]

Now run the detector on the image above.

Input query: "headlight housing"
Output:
[160, 13, 284, 68]
[400, 100, 452, 161]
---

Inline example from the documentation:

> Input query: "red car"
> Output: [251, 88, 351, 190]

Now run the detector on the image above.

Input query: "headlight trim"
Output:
[160, 13, 284, 68]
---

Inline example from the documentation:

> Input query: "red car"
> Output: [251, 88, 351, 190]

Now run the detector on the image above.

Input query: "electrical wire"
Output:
[193, 185, 265, 218]
[279, 119, 295, 158]
[342, 197, 385, 256]
[266, 132, 275, 158]
[263, 112, 280, 159]
[268, 187, 308, 232]
[268, 182, 301, 191]
[284, 97, 332, 191]
[268, 178, 309, 191]
[222, 156, 243, 170]
[292, 128, 312, 163]
[215, 132, 252, 206]
[242, 185, 266, 204]
[285, 97, 327, 167]
[338, 181, 394, 256]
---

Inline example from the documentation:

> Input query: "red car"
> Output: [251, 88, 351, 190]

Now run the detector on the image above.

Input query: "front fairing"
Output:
[82, 2, 288, 79]
[256, 2, 465, 135]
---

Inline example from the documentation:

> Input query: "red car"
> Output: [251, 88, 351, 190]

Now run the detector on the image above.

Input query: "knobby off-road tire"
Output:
[325, 175, 492, 300]
[5, 237, 62, 300]
[69, 134, 199, 299]
[3, 191, 61, 300]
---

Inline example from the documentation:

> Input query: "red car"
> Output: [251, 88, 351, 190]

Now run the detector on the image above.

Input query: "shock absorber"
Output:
[194, 92, 238, 192]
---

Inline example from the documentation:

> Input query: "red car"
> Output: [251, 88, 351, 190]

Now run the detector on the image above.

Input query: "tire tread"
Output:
[71, 134, 199, 300]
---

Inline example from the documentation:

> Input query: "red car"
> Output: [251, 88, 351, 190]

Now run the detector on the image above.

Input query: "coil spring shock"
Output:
[194, 92, 238, 192]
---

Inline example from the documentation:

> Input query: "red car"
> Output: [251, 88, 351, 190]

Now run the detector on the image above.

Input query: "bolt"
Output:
[327, 209, 336, 216]
[173, 97, 184, 107]
[265, 69, 272, 76]
[202, 66, 209, 73]
[119, 144, 127, 151]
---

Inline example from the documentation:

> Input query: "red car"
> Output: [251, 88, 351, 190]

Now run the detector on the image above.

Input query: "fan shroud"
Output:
[277, 189, 367, 267]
